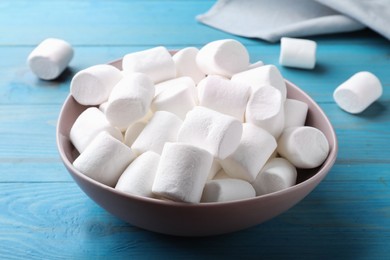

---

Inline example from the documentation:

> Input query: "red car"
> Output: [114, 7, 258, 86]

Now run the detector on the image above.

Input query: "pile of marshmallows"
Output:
[66, 39, 332, 204]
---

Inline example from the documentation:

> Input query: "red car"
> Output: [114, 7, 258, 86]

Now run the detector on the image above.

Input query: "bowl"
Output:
[56, 58, 338, 237]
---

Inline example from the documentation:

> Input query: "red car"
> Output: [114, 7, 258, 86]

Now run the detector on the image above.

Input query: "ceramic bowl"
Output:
[56, 59, 338, 236]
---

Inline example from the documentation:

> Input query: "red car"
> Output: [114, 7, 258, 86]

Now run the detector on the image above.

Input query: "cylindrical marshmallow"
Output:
[73, 131, 136, 187]
[70, 107, 122, 153]
[70, 64, 122, 105]
[152, 77, 197, 119]
[248, 60, 264, 69]
[333, 71, 383, 114]
[131, 111, 183, 155]
[279, 37, 317, 69]
[277, 126, 330, 168]
[177, 106, 243, 159]
[245, 85, 285, 138]
[252, 157, 297, 196]
[207, 160, 222, 180]
[231, 65, 287, 100]
[172, 47, 206, 84]
[201, 179, 256, 203]
[197, 75, 251, 121]
[105, 73, 155, 129]
[284, 98, 309, 128]
[124, 121, 147, 147]
[27, 38, 73, 80]
[196, 39, 250, 78]
[220, 123, 277, 182]
[115, 151, 160, 198]
[213, 168, 230, 180]
[152, 142, 213, 203]
[122, 46, 176, 83]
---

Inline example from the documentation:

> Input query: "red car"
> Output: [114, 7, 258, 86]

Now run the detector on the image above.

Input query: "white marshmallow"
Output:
[124, 121, 147, 147]
[284, 99, 309, 128]
[231, 65, 287, 100]
[197, 75, 251, 121]
[248, 60, 264, 69]
[252, 157, 297, 196]
[98, 101, 108, 114]
[245, 86, 285, 138]
[333, 71, 383, 114]
[213, 168, 230, 180]
[152, 142, 213, 203]
[131, 111, 183, 155]
[172, 47, 206, 84]
[178, 106, 243, 159]
[207, 160, 222, 180]
[70, 64, 122, 106]
[73, 131, 136, 187]
[27, 38, 73, 80]
[277, 126, 330, 168]
[152, 77, 197, 119]
[105, 73, 155, 129]
[196, 39, 250, 78]
[220, 123, 277, 182]
[201, 178, 256, 203]
[70, 107, 122, 153]
[122, 46, 176, 83]
[115, 151, 160, 198]
[279, 37, 317, 69]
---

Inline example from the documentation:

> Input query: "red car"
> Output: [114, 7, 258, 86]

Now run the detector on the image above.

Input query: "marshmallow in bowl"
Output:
[124, 121, 147, 147]
[279, 37, 317, 69]
[201, 178, 256, 203]
[284, 99, 309, 128]
[172, 47, 206, 84]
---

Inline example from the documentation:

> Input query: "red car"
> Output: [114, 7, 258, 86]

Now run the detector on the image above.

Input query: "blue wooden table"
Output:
[1, 1, 389, 259]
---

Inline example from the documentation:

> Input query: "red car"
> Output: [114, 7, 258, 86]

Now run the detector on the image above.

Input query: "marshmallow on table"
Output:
[196, 39, 250, 78]
[115, 151, 160, 198]
[152, 142, 213, 203]
[27, 38, 73, 80]
[245, 85, 285, 138]
[131, 111, 183, 155]
[70, 64, 122, 106]
[70, 107, 122, 153]
[201, 178, 256, 203]
[122, 46, 176, 83]
[220, 123, 277, 182]
[152, 77, 197, 119]
[279, 37, 317, 69]
[333, 71, 383, 114]
[105, 73, 155, 129]
[178, 106, 243, 160]
[277, 126, 330, 168]
[73, 131, 136, 187]
[172, 47, 206, 84]
[252, 157, 297, 196]
[284, 98, 309, 128]
[124, 121, 146, 147]
[197, 75, 251, 121]
[231, 65, 287, 100]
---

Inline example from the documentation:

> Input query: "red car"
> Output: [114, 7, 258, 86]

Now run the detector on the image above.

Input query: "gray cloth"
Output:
[197, 0, 390, 42]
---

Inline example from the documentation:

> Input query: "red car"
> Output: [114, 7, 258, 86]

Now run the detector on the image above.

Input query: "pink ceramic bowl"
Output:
[56, 59, 338, 236]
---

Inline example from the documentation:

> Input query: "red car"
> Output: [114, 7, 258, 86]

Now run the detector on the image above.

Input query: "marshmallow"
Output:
[178, 106, 243, 159]
[172, 47, 206, 84]
[231, 65, 287, 100]
[248, 61, 264, 69]
[252, 157, 297, 196]
[105, 73, 155, 129]
[27, 38, 73, 80]
[115, 151, 160, 198]
[333, 71, 383, 114]
[279, 37, 317, 69]
[197, 75, 251, 121]
[220, 123, 277, 182]
[152, 142, 213, 203]
[284, 99, 309, 128]
[73, 131, 136, 187]
[213, 168, 230, 180]
[98, 101, 108, 114]
[122, 46, 176, 83]
[124, 121, 147, 147]
[245, 86, 285, 138]
[277, 126, 330, 168]
[201, 178, 256, 203]
[196, 39, 250, 78]
[207, 160, 222, 180]
[152, 77, 197, 119]
[131, 111, 183, 155]
[70, 107, 122, 153]
[70, 64, 122, 105]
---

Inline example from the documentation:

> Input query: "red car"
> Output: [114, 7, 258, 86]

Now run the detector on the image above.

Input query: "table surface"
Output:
[1, 1, 389, 259]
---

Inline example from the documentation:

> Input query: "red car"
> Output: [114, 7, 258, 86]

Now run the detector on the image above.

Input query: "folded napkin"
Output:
[197, 0, 390, 42]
